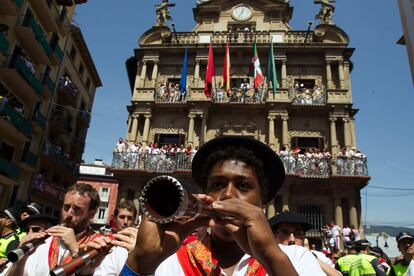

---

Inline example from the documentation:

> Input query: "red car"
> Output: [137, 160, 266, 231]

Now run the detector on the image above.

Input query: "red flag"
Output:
[204, 40, 215, 98]
[222, 41, 231, 94]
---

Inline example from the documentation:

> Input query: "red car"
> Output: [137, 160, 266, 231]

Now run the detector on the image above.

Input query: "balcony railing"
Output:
[112, 152, 193, 172]
[0, 32, 9, 54]
[21, 149, 38, 168]
[289, 86, 327, 106]
[32, 109, 47, 129]
[43, 142, 79, 174]
[0, 99, 32, 136]
[14, 0, 24, 7]
[34, 175, 64, 200]
[58, 77, 78, 104]
[212, 87, 266, 104]
[0, 156, 21, 178]
[155, 86, 187, 104]
[28, 17, 52, 55]
[45, 75, 56, 92]
[112, 151, 369, 178]
[333, 156, 368, 177]
[15, 56, 43, 94]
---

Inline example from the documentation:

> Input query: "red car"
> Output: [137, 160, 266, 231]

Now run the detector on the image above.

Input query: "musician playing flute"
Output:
[8, 183, 101, 275]
[87, 136, 326, 275]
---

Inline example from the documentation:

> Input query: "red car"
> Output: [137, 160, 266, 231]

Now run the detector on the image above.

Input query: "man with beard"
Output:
[105, 136, 325, 275]
[8, 183, 100, 275]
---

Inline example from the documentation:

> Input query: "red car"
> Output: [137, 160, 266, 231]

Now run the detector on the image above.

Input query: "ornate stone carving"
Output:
[314, 0, 335, 25]
[289, 130, 324, 138]
[151, 127, 185, 134]
[155, 0, 175, 26]
[217, 120, 257, 136]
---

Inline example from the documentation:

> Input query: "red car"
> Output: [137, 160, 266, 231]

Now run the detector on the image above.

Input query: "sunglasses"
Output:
[28, 226, 44, 233]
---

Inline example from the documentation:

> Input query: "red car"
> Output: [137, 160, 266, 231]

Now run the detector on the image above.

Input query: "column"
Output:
[281, 59, 287, 88]
[142, 114, 151, 145]
[200, 113, 207, 144]
[338, 60, 345, 89]
[130, 114, 139, 142]
[134, 61, 141, 87]
[126, 115, 133, 140]
[140, 60, 147, 87]
[330, 117, 339, 155]
[268, 115, 276, 150]
[344, 61, 351, 91]
[187, 114, 195, 145]
[326, 60, 334, 89]
[349, 118, 357, 147]
[151, 60, 159, 81]
[281, 115, 289, 150]
[343, 117, 351, 149]
[334, 197, 343, 228]
[349, 198, 358, 228]
[194, 59, 201, 87]
[282, 193, 290, 211]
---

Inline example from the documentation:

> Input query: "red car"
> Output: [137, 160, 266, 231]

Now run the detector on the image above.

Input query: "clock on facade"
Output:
[232, 5, 252, 21]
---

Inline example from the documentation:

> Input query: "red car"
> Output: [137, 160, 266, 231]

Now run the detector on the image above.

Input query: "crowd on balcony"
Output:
[336, 147, 368, 176]
[292, 82, 326, 105]
[0, 94, 24, 117]
[213, 79, 266, 103]
[58, 74, 79, 100]
[112, 138, 196, 172]
[156, 81, 186, 103]
[279, 146, 332, 177]
[43, 141, 79, 174]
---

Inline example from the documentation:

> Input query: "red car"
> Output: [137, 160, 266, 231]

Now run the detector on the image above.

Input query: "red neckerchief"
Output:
[177, 238, 267, 276]
[48, 228, 99, 269]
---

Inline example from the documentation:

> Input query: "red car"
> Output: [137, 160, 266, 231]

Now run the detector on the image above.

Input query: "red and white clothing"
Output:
[342, 226, 351, 243]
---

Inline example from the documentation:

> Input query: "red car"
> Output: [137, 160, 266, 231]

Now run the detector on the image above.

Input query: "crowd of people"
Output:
[292, 82, 326, 105]
[1, 136, 410, 276]
[321, 223, 361, 254]
[112, 138, 197, 172]
[212, 79, 267, 104]
[155, 81, 186, 103]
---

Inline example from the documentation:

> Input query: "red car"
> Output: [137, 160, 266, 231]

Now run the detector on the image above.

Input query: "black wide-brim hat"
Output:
[19, 214, 59, 230]
[192, 135, 285, 203]
[268, 211, 314, 231]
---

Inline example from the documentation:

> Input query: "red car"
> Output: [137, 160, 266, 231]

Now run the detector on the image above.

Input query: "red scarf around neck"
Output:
[176, 238, 267, 276]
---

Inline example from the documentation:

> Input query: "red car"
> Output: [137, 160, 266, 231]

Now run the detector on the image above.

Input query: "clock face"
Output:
[232, 5, 252, 21]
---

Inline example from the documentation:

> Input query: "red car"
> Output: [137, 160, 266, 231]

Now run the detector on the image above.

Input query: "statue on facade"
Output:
[155, 0, 175, 26]
[314, 0, 335, 25]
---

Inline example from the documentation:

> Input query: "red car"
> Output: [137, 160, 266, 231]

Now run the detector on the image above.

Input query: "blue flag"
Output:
[179, 48, 188, 97]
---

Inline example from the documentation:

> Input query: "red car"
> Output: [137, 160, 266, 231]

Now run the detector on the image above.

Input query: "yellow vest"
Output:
[338, 254, 359, 274]
[349, 253, 378, 276]
[393, 261, 408, 276]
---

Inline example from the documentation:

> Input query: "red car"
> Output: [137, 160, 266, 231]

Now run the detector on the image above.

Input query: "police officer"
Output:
[336, 242, 359, 276]
[349, 239, 387, 276]
[0, 207, 25, 259]
[390, 232, 414, 276]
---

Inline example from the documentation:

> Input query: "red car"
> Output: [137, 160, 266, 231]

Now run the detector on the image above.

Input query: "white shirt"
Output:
[311, 250, 335, 268]
[406, 260, 414, 276]
[115, 142, 126, 152]
[94, 244, 325, 276]
[342, 227, 351, 237]
[20, 237, 59, 275]
[331, 225, 341, 236]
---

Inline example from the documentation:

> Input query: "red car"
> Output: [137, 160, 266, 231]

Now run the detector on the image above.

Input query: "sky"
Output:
[75, 0, 414, 228]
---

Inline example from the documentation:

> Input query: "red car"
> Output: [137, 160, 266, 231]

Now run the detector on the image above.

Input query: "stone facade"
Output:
[113, 0, 369, 246]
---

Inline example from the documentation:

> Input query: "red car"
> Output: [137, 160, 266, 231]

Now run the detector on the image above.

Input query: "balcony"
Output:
[0, 99, 33, 138]
[20, 148, 38, 170]
[32, 109, 47, 129]
[28, 0, 59, 32]
[155, 85, 187, 104]
[289, 85, 327, 107]
[49, 34, 64, 65]
[15, 56, 43, 95]
[43, 142, 79, 175]
[211, 87, 266, 104]
[0, 31, 9, 55]
[57, 77, 78, 106]
[34, 175, 64, 200]
[0, 0, 22, 16]
[111, 151, 369, 179]
[0, 156, 21, 179]
[76, 110, 90, 127]
[14, 20, 50, 65]
[56, 7, 71, 36]
[40, 74, 56, 99]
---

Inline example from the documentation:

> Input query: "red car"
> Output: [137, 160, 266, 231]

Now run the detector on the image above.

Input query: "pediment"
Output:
[139, 26, 172, 46]
[313, 24, 349, 44]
